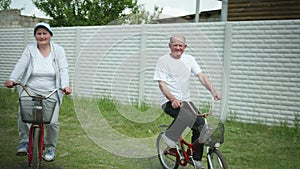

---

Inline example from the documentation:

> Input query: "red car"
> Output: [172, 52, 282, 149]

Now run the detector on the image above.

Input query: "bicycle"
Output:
[157, 98, 228, 169]
[14, 82, 60, 169]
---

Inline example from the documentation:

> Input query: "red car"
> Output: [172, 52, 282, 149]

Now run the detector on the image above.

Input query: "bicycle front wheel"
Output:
[157, 132, 179, 169]
[31, 127, 41, 169]
[207, 149, 228, 169]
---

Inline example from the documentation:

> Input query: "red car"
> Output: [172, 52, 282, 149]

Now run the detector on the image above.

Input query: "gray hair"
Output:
[169, 34, 186, 44]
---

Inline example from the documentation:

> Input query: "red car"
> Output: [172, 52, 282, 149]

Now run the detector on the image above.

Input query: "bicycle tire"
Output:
[157, 132, 179, 169]
[31, 127, 41, 169]
[207, 149, 228, 169]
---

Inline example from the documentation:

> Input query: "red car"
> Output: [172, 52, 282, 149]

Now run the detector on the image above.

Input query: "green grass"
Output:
[0, 88, 299, 169]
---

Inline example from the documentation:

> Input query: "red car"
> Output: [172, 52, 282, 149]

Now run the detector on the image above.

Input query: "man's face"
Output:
[169, 37, 186, 59]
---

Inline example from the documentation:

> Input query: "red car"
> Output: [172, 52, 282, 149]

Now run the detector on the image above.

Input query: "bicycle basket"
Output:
[204, 123, 225, 147]
[19, 96, 57, 124]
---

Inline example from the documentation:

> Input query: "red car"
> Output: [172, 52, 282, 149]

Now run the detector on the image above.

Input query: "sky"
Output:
[10, 0, 222, 19]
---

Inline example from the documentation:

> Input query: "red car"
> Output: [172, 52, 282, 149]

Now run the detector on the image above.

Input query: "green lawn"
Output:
[0, 88, 299, 169]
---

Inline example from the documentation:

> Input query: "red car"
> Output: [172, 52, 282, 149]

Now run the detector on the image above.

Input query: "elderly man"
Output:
[154, 34, 221, 169]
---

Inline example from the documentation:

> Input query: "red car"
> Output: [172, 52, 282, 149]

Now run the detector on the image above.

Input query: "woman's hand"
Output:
[5, 80, 14, 88]
[63, 87, 72, 95]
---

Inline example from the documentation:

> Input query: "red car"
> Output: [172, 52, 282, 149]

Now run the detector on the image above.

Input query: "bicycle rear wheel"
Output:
[157, 132, 179, 169]
[31, 127, 41, 169]
[207, 149, 228, 169]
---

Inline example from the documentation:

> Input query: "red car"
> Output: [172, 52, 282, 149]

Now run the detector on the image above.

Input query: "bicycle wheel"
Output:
[31, 127, 41, 169]
[157, 132, 179, 169]
[207, 149, 228, 169]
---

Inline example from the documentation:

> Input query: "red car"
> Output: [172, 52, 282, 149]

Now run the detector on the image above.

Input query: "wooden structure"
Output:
[227, 0, 300, 21]
[155, 10, 221, 24]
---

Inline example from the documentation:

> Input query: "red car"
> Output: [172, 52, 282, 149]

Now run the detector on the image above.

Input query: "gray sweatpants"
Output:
[18, 90, 60, 149]
[162, 101, 198, 142]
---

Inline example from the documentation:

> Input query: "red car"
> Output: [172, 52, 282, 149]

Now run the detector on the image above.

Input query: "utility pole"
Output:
[220, 0, 228, 21]
[195, 0, 200, 23]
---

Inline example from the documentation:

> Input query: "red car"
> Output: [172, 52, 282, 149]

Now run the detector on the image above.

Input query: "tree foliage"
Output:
[0, 0, 11, 10]
[33, 0, 161, 26]
[112, 4, 163, 25]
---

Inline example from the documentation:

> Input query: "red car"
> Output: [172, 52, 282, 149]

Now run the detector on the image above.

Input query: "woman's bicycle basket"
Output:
[204, 123, 225, 147]
[19, 96, 57, 124]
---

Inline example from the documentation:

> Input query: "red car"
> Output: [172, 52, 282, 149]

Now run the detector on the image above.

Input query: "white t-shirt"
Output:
[153, 53, 201, 106]
[26, 49, 56, 92]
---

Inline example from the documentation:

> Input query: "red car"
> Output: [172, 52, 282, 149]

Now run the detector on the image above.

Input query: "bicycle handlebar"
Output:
[196, 97, 218, 117]
[13, 82, 62, 99]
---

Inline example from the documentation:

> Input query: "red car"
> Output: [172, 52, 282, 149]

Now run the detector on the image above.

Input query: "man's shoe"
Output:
[194, 160, 204, 169]
[16, 142, 28, 156]
[43, 148, 55, 162]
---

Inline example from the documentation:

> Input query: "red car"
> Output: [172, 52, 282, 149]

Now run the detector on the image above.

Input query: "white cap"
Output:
[34, 22, 53, 36]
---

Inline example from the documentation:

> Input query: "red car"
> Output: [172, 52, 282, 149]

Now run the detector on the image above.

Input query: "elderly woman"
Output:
[5, 22, 72, 162]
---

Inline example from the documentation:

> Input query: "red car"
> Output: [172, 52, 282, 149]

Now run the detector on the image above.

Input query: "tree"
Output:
[111, 4, 163, 25]
[33, 0, 144, 26]
[0, 0, 11, 10]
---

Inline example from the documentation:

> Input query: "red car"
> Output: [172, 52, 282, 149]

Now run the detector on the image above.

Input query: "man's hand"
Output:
[213, 93, 222, 101]
[171, 99, 183, 109]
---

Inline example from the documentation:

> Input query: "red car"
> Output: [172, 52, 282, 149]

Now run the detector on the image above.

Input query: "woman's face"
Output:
[35, 27, 52, 45]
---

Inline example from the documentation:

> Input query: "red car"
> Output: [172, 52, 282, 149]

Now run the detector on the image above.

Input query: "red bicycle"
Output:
[157, 99, 228, 169]
[15, 83, 60, 169]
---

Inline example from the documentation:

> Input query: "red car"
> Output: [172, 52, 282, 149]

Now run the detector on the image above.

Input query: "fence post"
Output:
[24, 28, 29, 47]
[75, 27, 81, 62]
[138, 25, 147, 108]
[222, 22, 232, 121]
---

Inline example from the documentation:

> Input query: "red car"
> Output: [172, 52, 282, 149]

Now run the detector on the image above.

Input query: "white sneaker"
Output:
[16, 142, 28, 156]
[43, 148, 55, 162]
[162, 132, 176, 148]
[194, 160, 204, 169]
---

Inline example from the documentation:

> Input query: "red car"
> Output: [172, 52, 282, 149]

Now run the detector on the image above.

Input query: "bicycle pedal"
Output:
[16, 152, 28, 156]
[158, 124, 169, 128]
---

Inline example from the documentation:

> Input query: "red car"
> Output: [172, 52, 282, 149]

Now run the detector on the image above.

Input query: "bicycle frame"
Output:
[157, 98, 227, 169]
[14, 82, 61, 169]
[28, 124, 44, 165]
[175, 136, 194, 166]
[165, 121, 212, 166]
[27, 96, 46, 167]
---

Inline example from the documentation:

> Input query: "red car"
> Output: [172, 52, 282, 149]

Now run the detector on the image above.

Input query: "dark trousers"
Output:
[162, 101, 205, 161]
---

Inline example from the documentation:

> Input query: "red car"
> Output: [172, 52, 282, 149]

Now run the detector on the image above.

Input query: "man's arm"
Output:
[197, 72, 222, 100]
[158, 80, 183, 108]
